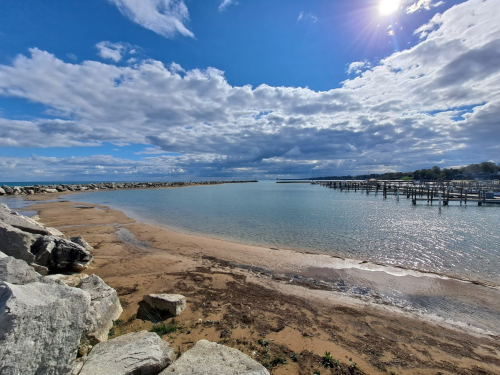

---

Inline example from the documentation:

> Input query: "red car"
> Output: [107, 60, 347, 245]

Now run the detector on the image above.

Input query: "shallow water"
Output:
[68, 181, 500, 285]
[3, 182, 500, 333]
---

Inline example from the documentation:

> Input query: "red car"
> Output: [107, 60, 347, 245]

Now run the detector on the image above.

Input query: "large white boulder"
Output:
[0, 206, 51, 235]
[143, 294, 186, 316]
[160, 340, 270, 375]
[78, 275, 123, 344]
[0, 255, 41, 284]
[0, 221, 36, 264]
[0, 281, 91, 375]
[46, 273, 89, 287]
[77, 331, 175, 375]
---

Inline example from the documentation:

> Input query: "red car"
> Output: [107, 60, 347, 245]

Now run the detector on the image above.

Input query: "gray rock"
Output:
[0, 221, 36, 263]
[2, 186, 12, 194]
[31, 235, 93, 272]
[43, 188, 59, 193]
[0, 206, 50, 235]
[77, 331, 175, 375]
[78, 275, 123, 344]
[71, 236, 93, 251]
[0, 281, 91, 375]
[31, 263, 49, 275]
[160, 340, 270, 375]
[0, 250, 7, 259]
[0, 255, 41, 284]
[46, 273, 89, 287]
[0, 187, 6, 195]
[46, 227, 67, 238]
[143, 294, 186, 316]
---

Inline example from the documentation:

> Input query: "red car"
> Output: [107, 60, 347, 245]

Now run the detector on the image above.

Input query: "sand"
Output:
[13, 192, 500, 374]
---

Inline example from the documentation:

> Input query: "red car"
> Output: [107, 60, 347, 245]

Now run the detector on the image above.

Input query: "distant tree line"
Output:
[308, 162, 500, 181]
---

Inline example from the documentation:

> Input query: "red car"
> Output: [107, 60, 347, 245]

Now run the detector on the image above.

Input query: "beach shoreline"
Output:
[7, 190, 500, 374]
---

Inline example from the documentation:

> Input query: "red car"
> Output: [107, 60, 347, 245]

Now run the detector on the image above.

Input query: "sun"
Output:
[379, 0, 400, 15]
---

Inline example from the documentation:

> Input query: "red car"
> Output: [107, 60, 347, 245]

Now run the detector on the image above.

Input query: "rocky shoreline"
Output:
[0, 203, 270, 375]
[0, 180, 258, 196]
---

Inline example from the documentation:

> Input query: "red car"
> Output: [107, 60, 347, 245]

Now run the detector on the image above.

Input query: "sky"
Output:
[0, 0, 499, 181]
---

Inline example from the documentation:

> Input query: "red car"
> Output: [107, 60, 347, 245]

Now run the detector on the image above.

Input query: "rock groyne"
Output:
[0, 180, 258, 196]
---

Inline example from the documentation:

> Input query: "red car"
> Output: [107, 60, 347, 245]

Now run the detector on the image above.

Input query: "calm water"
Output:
[66, 181, 500, 285]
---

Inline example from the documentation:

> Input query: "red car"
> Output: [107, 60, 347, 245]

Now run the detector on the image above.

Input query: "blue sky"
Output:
[0, 0, 499, 181]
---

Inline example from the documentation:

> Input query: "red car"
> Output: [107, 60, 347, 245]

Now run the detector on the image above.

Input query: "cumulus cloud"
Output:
[108, 0, 194, 38]
[0, 0, 499, 180]
[219, 0, 237, 11]
[407, 0, 445, 14]
[347, 61, 371, 75]
[96, 42, 126, 62]
[298, 12, 318, 23]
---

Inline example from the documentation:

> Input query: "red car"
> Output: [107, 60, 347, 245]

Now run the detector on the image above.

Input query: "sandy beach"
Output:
[12, 191, 500, 374]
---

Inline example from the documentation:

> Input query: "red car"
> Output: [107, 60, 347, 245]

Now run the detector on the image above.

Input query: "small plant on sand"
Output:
[150, 319, 182, 337]
[113, 319, 123, 326]
[290, 352, 299, 362]
[321, 351, 340, 369]
[258, 338, 269, 347]
[128, 314, 137, 321]
[108, 327, 115, 337]
[270, 356, 287, 366]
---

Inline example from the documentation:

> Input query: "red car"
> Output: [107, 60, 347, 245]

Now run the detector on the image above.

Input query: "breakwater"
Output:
[0, 180, 257, 196]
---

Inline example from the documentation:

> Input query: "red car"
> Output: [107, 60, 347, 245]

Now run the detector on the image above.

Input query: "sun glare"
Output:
[379, 0, 400, 15]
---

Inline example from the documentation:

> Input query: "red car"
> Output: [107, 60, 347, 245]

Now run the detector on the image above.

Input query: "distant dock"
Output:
[311, 180, 500, 206]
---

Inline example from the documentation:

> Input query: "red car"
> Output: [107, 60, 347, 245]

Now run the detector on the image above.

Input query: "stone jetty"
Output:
[0, 203, 268, 375]
[0, 180, 258, 196]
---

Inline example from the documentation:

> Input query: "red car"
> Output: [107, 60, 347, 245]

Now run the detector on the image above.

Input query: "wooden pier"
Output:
[312, 180, 500, 206]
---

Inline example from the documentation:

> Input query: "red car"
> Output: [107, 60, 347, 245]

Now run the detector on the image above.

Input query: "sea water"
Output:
[66, 180, 500, 285]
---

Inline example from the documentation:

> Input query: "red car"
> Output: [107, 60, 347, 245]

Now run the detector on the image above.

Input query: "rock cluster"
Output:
[0, 204, 93, 273]
[0, 180, 257, 196]
[0, 203, 269, 375]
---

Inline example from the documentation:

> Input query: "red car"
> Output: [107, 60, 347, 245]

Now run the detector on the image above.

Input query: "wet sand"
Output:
[15, 193, 500, 374]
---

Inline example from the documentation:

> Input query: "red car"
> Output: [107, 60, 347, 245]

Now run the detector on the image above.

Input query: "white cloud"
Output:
[219, 0, 237, 11]
[347, 61, 371, 75]
[108, 0, 194, 39]
[298, 12, 318, 23]
[407, 0, 445, 14]
[96, 41, 126, 62]
[0, 0, 499, 179]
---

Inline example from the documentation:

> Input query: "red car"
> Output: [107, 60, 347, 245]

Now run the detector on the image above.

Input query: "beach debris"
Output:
[0, 221, 37, 264]
[0, 254, 41, 285]
[143, 293, 186, 316]
[77, 275, 123, 345]
[71, 236, 94, 252]
[0, 280, 91, 375]
[30, 235, 93, 272]
[76, 331, 175, 375]
[159, 339, 270, 375]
